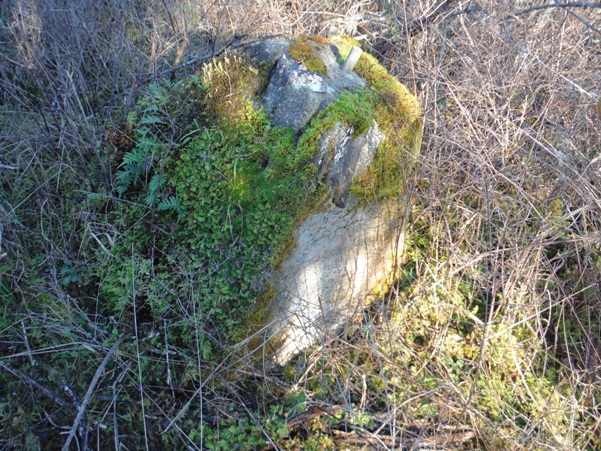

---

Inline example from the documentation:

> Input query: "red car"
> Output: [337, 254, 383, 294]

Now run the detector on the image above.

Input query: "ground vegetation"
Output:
[1, 1, 600, 449]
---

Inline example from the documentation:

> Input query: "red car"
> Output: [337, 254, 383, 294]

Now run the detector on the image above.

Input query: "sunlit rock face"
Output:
[268, 198, 405, 365]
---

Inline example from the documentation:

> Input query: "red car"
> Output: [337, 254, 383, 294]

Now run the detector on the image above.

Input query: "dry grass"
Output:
[1, 0, 600, 449]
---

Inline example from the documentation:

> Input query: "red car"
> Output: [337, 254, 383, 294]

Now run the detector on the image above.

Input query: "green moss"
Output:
[332, 36, 421, 124]
[167, 113, 318, 323]
[298, 90, 374, 158]
[289, 38, 328, 74]
[331, 35, 423, 201]
[201, 53, 262, 125]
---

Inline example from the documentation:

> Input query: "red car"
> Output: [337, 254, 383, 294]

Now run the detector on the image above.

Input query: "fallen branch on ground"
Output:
[513, 2, 601, 16]
[61, 338, 122, 451]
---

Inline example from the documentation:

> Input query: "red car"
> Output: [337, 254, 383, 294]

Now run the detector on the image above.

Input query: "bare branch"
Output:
[62, 338, 122, 451]
[357, 0, 465, 37]
[0, 362, 69, 409]
[513, 2, 601, 16]
[554, 0, 601, 36]
[403, 0, 461, 36]
[468, 7, 598, 99]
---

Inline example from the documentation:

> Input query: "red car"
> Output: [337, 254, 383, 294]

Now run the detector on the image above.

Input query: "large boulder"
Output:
[242, 36, 423, 364]
[237, 38, 421, 364]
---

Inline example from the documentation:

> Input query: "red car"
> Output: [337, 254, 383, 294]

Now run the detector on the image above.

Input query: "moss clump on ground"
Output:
[289, 37, 328, 74]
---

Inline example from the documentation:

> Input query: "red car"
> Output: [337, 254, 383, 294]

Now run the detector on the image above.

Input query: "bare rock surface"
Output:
[267, 198, 406, 365]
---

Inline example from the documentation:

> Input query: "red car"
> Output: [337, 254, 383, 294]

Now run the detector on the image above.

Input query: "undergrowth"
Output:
[1, 1, 600, 450]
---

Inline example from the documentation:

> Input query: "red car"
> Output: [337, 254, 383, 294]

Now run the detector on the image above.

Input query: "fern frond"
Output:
[140, 115, 166, 126]
[158, 196, 181, 212]
[148, 174, 163, 194]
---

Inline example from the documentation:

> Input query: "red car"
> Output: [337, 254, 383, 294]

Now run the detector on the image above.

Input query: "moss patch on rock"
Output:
[201, 53, 263, 125]
[331, 35, 423, 201]
[289, 37, 328, 74]
[298, 89, 375, 156]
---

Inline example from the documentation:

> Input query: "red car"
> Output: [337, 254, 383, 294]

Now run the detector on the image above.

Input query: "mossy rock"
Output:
[113, 36, 422, 360]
